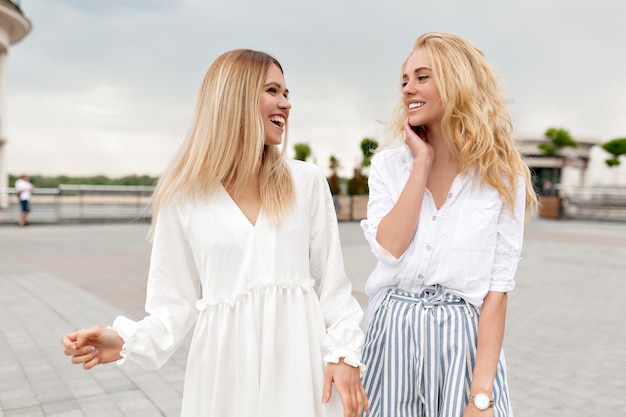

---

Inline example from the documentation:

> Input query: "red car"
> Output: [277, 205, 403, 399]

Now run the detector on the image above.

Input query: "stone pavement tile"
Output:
[40, 400, 83, 417]
[3, 407, 44, 417]
[124, 373, 183, 414]
[0, 260, 185, 416]
[505, 220, 626, 417]
[107, 390, 162, 416]
[75, 395, 123, 417]
[3, 219, 626, 416]
[91, 367, 137, 395]
[0, 389, 40, 414]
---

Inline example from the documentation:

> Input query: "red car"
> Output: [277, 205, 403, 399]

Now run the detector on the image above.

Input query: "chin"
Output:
[264, 138, 283, 146]
[408, 115, 425, 126]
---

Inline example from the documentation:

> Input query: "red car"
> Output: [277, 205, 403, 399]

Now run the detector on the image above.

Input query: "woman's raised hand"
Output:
[404, 119, 434, 166]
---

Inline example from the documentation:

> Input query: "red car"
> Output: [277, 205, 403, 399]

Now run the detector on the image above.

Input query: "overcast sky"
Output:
[5, 0, 626, 179]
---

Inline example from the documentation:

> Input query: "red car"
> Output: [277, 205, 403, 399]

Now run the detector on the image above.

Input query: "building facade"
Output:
[521, 135, 626, 190]
[0, 0, 30, 208]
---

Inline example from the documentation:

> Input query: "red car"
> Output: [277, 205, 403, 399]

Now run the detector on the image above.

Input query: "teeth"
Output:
[269, 116, 285, 126]
[408, 102, 424, 109]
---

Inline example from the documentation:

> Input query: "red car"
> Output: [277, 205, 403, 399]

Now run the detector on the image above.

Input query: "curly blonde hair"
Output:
[386, 32, 537, 219]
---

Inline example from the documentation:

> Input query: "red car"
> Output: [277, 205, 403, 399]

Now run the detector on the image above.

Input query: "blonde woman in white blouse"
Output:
[62, 49, 368, 417]
[360, 33, 537, 417]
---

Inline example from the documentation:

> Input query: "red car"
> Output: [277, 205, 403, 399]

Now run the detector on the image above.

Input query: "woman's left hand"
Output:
[322, 358, 369, 416]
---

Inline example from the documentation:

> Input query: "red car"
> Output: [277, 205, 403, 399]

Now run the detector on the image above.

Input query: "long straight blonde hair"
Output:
[387, 32, 537, 219]
[149, 49, 294, 233]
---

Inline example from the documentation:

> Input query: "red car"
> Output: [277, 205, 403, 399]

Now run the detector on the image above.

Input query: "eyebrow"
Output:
[402, 66, 432, 79]
[264, 81, 289, 96]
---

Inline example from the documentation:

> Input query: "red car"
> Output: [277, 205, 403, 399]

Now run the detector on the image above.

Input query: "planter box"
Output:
[539, 196, 561, 219]
[350, 195, 369, 221]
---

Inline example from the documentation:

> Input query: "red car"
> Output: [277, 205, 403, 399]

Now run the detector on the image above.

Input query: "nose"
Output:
[403, 80, 417, 96]
[279, 96, 292, 110]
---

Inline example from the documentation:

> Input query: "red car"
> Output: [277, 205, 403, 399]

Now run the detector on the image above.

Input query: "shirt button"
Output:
[432, 215, 437, 221]
[448, 193, 453, 198]
[425, 244, 432, 251]
[418, 274, 424, 280]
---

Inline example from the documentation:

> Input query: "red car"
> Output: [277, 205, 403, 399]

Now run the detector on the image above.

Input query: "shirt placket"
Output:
[406, 194, 439, 292]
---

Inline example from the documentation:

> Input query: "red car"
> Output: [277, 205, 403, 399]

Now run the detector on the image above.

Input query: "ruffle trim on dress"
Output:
[195, 278, 316, 311]
[109, 316, 138, 365]
[324, 349, 367, 374]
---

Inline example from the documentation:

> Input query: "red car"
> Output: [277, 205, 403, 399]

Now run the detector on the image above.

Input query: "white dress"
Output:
[112, 160, 365, 417]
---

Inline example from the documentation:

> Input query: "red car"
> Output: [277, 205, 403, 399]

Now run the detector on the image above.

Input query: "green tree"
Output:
[537, 127, 578, 184]
[8, 174, 160, 188]
[327, 155, 341, 195]
[360, 137, 379, 168]
[538, 127, 578, 156]
[601, 137, 626, 167]
[293, 143, 312, 161]
[347, 168, 368, 195]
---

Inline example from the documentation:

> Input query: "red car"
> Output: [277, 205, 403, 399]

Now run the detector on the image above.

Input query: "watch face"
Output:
[474, 394, 490, 410]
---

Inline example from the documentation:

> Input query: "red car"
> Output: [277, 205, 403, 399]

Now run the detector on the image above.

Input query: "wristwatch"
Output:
[469, 393, 494, 411]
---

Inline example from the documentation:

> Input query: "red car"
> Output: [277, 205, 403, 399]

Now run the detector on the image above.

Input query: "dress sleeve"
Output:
[308, 166, 365, 369]
[360, 152, 405, 264]
[489, 177, 527, 292]
[111, 201, 201, 369]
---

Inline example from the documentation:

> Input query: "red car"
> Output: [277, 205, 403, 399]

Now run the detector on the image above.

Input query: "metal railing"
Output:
[0, 185, 375, 225]
[1, 185, 155, 224]
[5, 184, 624, 225]
[557, 186, 626, 221]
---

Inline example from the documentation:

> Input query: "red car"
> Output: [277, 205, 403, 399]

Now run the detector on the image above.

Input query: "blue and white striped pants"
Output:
[361, 287, 512, 417]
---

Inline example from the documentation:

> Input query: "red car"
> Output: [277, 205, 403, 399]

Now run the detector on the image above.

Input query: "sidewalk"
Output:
[1, 219, 625, 416]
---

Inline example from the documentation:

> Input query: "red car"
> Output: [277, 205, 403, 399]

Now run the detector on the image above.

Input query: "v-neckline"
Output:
[218, 185, 262, 228]
[426, 173, 465, 211]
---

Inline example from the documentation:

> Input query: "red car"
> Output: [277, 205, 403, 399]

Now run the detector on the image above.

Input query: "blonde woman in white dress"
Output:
[62, 49, 368, 417]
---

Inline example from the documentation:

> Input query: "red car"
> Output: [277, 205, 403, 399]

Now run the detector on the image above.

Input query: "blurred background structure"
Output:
[0, 0, 30, 209]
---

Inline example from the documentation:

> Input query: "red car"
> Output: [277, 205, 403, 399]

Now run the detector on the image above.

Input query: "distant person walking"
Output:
[15, 175, 33, 226]
[542, 179, 554, 196]
[61, 49, 367, 417]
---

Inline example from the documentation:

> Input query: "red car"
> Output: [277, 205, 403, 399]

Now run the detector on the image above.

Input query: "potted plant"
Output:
[537, 127, 578, 219]
[347, 137, 378, 220]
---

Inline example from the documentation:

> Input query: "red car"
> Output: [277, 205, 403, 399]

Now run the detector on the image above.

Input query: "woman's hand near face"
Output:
[404, 119, 434, 168]
[61, 325, 124, 369]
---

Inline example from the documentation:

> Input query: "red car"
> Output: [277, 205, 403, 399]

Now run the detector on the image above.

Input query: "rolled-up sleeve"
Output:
[360, 151, 408, 265]
[489, 178, 527, 293]
[112, 201, 201, 369]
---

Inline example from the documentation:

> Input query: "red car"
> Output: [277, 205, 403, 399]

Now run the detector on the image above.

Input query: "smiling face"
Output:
[261, 63, 291, 146]
[402, 48, 444, 130]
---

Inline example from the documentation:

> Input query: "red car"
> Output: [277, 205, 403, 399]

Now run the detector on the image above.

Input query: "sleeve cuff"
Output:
[110, 316, 138, 366]
[360, 220, 403, 265]
[488, 279, 515, 293]
[323, 349, 367, 375]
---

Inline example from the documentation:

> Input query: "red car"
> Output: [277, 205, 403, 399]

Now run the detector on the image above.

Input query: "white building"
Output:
[0, 0, 30, 209]
[520, 136, 626, 190]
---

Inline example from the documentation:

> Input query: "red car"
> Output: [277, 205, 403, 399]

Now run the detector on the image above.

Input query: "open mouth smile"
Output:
[269, 115, 285, 128]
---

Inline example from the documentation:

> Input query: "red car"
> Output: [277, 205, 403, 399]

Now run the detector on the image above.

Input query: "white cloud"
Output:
[4, 0, 626, 180]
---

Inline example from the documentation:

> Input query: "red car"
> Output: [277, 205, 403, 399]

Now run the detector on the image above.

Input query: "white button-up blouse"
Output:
[360, 144, 526, 325]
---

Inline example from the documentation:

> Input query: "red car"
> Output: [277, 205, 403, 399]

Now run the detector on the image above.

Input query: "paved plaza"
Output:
[1, 218, 625, 416]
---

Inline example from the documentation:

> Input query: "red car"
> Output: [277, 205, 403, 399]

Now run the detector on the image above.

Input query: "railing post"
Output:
[55, 187, 61, 221]
[79, 186, 84, 220]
